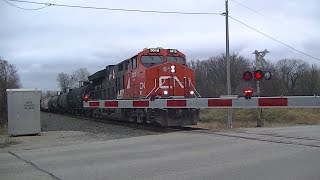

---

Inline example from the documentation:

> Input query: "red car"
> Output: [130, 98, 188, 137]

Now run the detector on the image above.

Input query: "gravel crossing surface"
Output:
[41, 112, 160, 140]
[0, 112, 161, 152]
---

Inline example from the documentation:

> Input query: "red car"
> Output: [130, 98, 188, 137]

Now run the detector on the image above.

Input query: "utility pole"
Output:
[253, 49, 269, 127]
[225, 0, 232, 129]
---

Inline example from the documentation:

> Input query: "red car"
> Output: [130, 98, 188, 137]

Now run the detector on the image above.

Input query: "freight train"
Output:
[41, 48, 200, 126]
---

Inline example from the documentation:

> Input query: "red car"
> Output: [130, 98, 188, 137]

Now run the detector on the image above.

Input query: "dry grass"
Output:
[197, 108, 320, 129]
[0, 124, 17, 148]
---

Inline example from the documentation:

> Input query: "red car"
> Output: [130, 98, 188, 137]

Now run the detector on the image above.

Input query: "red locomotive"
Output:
[44, 48, 200, 126]
[122, 48, 197, 99]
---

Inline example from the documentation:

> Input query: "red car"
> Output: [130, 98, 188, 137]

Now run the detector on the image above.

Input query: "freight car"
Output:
[42, 48, 200, 126]
[40, 97, 50, 112]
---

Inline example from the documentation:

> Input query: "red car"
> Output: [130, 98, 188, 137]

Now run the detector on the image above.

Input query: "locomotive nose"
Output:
[154, 62, 196, 97]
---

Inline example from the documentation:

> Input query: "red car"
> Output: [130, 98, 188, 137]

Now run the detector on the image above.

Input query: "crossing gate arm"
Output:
[83, 96, 320, 109]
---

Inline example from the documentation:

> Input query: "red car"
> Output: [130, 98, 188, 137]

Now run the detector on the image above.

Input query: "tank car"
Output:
[48, 95, 59, 113]
[57, 92, 69, 113]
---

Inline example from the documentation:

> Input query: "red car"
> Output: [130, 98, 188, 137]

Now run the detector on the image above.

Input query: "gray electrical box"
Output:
[7, 89, 41, 136]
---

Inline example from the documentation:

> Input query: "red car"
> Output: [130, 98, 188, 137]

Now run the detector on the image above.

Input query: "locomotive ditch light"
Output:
[253, 70, 264, 80]
[264, 71, 272, 80]
[163, 90, 169, 95]
[243, 71, 253, 81]
[244, 87, 253, 99]
[190, 90, 195, 95]
[170, 65, 176, 73]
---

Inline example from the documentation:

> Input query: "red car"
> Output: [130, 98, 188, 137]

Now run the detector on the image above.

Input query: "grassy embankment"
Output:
[198, 109, 320, 129]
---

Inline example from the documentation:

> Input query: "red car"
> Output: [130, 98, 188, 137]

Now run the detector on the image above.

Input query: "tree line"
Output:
[0, 58, 21, 125]
[56, 68, 90, 93]
[44, 68, 91, 98]
[1, 54, 320, 125]
[189, 53, 320, 97]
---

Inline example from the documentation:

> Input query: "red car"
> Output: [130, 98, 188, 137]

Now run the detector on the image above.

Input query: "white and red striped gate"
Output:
[83, 96, 320, 109]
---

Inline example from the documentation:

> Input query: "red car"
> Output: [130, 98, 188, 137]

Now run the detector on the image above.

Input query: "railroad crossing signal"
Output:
[253, 70, 264, 80]
[242, 70, 272, 81]
[243, 71, 253, 81]
[244, 87, 253, 99]
[264, 71, 272, 80]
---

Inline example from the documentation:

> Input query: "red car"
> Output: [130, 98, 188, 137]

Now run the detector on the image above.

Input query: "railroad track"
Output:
[182, 129, 320, 148]
[53, 112, 198, 133]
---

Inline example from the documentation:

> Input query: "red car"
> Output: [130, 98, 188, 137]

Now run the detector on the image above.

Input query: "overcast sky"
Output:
[1, 0, 319, 90]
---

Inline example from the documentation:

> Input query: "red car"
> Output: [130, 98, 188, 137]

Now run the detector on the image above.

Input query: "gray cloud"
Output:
[1, 0, 319, 90]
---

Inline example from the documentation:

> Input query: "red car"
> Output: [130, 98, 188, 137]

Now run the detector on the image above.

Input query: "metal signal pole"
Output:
[225, 0, 232, 129]
[253, 49, 270, 127]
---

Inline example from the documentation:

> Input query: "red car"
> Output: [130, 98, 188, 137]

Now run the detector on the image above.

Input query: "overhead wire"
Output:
[228, 15, 320, 62]
[229, 0, 314, 38]
[4, 0, 221, 15]
[3, 0, 319, 61]
[1, 0, 49, 10]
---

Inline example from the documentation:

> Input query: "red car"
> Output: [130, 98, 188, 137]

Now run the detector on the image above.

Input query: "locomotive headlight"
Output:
[163, 90, 169, 95]
[170, 65, 175, 73]
[190, 91, 195, 95]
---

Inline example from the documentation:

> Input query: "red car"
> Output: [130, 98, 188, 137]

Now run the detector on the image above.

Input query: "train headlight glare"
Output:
[190, 91, 195, 95]
[170, 65, 175, 73]
[164, 90, 168, 95]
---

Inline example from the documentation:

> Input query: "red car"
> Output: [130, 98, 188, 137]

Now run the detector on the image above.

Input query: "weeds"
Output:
[198, 109, 320, 129]
[0, 124, 17, 148]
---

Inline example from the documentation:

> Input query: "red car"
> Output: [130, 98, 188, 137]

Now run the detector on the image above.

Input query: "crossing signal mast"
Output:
[242, 49, 272, 98]
[253, 49, 271, 96]
[241, 49, 271, 127]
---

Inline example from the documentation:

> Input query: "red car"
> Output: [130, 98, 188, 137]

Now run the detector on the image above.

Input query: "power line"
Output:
[5, 0, 319, 61]
[1, 0, 48, 10]
[229, 0, 314, 38]
[230, 0, 267, 18]
[5, 0, 221, 15]
[228, 15, 320, 62]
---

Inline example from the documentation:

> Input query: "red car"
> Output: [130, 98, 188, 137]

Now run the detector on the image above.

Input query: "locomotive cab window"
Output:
[141, 55, 164, 68]
[132, 57, 138, 69]
[166, 56, 185, 65]
[125, 60, 129, 70]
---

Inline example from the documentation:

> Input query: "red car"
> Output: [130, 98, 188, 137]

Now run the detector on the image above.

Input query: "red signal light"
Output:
[243, 71, 253, 81]
[83, 94, 90, 101]
[244, 87, 253, 99]
[253, 70, 264, 80]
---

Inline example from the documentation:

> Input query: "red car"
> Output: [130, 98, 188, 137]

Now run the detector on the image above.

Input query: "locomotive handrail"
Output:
[146, 79, 157, 98]
[189, 80, 202, 98]
[147, 78, 166, 98]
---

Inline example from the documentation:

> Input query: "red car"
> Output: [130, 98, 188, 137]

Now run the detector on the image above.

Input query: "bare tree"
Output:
[72, 68, 90, 87]
[0, 58, 21, 125]
[189, 53, 251, 97]
[295, 64, 319, 95]
[276, 59, 309, 95]
[41, 90, 57, 98]
[57, 72, 73, 92]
